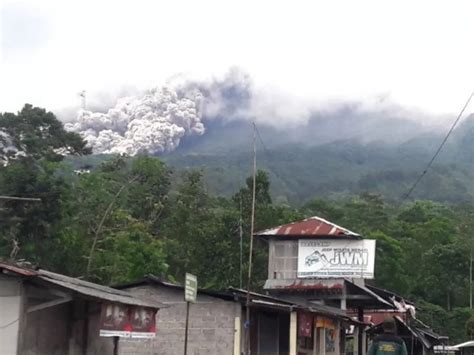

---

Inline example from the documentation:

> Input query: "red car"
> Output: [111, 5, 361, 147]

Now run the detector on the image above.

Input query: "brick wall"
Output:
[119, 284, 240, 355]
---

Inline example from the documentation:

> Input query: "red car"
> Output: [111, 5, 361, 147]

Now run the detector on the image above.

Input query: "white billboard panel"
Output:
[297, 239, 376, 279]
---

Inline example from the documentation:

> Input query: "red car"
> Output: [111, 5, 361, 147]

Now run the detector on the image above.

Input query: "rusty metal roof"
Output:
[264, 278, 345, 291]
[38, 270, 165, 308]
[0, 261, 38, 276]
[255, 216, 360, 239]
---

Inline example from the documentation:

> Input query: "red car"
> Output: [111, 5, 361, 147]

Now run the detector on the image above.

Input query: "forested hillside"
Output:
[161, 112, 474, 205]
[2, 105, 474, 342]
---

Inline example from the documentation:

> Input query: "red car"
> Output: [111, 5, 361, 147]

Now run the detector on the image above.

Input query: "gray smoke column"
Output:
[65, 86, 205, 155]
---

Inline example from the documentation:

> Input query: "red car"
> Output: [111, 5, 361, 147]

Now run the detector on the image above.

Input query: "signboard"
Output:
[99, 303, 157, 338]
[185, 273, 197, 303]
[298, 312, 313, 337]
[297, 239, 376, 279]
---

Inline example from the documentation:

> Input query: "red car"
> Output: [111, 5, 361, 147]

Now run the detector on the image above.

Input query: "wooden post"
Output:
[470, 250, 473, 309]
[113, 336, 119, 355]
[357, 307, 364, 355]
[290, 311, 297, 355]
[184, 301, 190, 355]
[82, 302, 89, 355]
[234, 316, 241, 355]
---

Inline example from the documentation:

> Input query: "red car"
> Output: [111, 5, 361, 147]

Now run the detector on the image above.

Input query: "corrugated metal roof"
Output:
[0, 262, 164, 309]
[37, 270, 165, 308]
[454, 341, 474, 348]
[0, 261, 38, 276]
[345, 280, 394, 308]
[264, 278, 345, 291]
[255, 216, 360, 239]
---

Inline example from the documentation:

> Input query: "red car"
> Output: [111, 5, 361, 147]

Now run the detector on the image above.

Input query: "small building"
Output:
[255, 216, 386, 354]
[0, 261, 164, 355]
[116, 275, 361, 355]
[364, 286, 447, 354]
[254, 216, 448, 355]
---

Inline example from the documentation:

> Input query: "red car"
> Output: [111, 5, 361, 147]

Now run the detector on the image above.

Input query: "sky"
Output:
[1, 0, 474, 120]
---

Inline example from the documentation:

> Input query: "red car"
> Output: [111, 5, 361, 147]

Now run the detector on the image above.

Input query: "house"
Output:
[0, 261, 164, 355]
[115, 275, 361, 355]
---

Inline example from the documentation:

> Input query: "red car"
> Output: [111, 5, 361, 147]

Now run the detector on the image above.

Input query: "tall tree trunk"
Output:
[86, 176, 138, 278]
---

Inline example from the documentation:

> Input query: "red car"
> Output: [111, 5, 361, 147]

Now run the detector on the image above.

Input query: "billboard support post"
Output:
[184, 273, 197, 355]
[184, 301, 190, 355]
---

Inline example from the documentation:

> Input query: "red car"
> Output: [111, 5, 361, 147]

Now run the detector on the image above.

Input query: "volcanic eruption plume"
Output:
[65, 86, 205, 155]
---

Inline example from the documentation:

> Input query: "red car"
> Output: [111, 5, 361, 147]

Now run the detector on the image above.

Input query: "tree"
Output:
[368, 231, 408, 294]
[0, 104, 90, 163]
[53, 155, 170, 283]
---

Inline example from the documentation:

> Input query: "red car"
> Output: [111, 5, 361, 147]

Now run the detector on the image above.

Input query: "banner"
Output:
[297, 239, 376, 279]
[99, 303, 156, 338]
[298, 312, 313, 337]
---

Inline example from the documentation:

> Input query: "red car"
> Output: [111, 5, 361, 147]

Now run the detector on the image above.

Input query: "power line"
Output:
[254, 122, 287, 186]
[401, 92, 474, 202]
[254, 123, 270, 155]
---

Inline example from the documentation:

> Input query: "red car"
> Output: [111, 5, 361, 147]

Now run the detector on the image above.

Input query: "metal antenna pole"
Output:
[79, 90, 86, 110]
[245, 122, 257, 355]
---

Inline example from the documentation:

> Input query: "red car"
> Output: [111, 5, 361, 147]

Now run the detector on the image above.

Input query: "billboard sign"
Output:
[99, 303, 157, 338]
[297, 239, 376, 279]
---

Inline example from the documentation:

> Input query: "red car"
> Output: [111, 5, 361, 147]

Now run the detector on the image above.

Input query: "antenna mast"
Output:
[78, 90, 86, 110]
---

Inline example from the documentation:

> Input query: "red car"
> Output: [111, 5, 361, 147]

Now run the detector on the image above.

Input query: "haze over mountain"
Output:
[64, 72, 474, 205]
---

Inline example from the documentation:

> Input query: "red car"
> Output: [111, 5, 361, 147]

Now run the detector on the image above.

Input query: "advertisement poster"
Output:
[298, 239, 376, 279]
[298, 312, 313, 337]
[99, 303, 156, 338]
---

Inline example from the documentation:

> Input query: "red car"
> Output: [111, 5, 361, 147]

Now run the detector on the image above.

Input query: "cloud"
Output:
[64, 68, 460, 155]
[65, 86, 204, 155]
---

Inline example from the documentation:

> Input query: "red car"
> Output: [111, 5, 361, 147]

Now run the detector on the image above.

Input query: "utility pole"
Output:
[239, 192, 243, 289]
[245, 122, 257, 355]
[470, 250, 473, 309]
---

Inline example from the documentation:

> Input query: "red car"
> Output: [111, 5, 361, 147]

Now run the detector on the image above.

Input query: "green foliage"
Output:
[466, 314, 474, 338]
[0, 104, 90, 162]
[4, 105, 474, 341]
[367, 231, 408, 293]
[417, 301, 474, 343]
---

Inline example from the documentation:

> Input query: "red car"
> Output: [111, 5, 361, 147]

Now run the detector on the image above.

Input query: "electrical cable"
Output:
[401, 92, 474, 202]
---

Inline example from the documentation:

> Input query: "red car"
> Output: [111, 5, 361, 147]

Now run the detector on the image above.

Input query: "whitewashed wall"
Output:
[0, 275, 22, 355]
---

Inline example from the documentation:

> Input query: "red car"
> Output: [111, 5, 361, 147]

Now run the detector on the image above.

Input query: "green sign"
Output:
[185, 273, 197, 303]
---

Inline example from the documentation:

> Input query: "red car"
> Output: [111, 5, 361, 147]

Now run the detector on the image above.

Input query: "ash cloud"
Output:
[65, 86, 204, 155]
[65, 68, 452, 155]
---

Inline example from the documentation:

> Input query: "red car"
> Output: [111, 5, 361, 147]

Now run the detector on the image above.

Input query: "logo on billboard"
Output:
[305, 250, 328, 267]
[305, 249, 369, 267]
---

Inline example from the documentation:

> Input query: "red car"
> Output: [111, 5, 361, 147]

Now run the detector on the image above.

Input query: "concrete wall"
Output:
[120, 284, 240, 355]
[0, 275, 22, 355]
[21, 291, 113, 355]
[21, 303, 70, 355]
